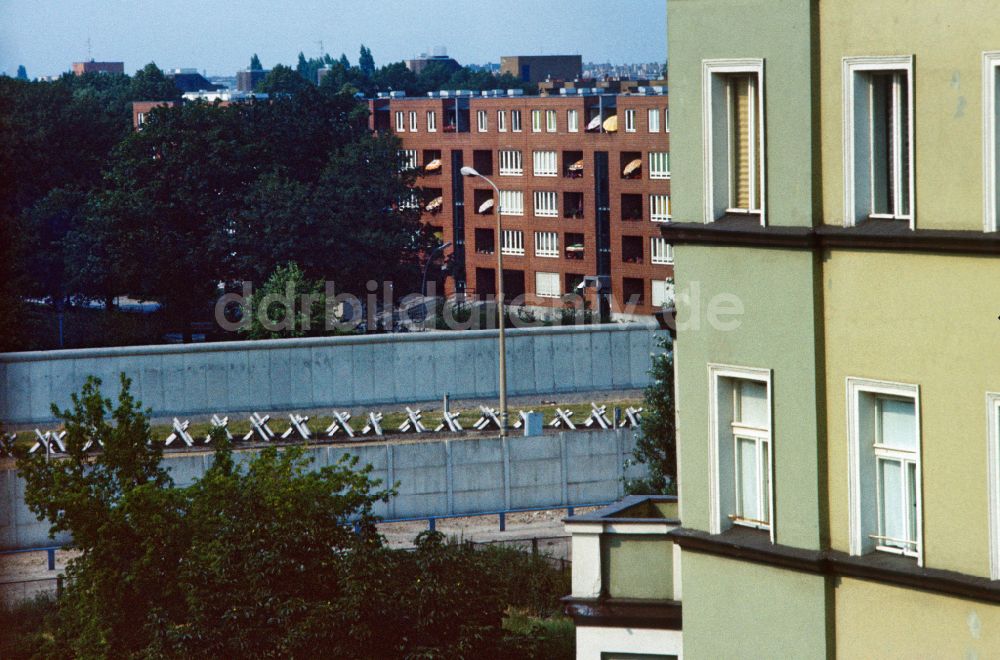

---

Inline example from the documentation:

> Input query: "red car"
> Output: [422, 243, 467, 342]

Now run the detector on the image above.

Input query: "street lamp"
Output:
[421, 241, 452, 297]
[460, 165, 508, 437]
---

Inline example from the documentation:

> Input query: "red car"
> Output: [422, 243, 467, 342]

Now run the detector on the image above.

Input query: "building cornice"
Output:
[659, 216, 1000, 255]
[562, 596, 682, 629]
[671, 527, 1000, 605]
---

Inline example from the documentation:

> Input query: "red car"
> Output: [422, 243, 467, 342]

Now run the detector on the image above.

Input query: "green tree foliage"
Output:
[239, 261, 326, 339]
[358, 44, 375, 78]
[626, 336, 677, 494]
[255, 63, 311, 95]
[15, 64, 27, 80]
[129, 62, 181, 102]
[14, 377, 570, 658]
[250, 53, 262, 71]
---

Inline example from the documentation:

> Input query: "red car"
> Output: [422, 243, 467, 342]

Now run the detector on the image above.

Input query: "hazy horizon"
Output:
[1, 0, 667, 79]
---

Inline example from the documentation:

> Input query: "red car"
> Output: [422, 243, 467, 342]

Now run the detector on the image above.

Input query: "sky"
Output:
[0, 0, 666, 79]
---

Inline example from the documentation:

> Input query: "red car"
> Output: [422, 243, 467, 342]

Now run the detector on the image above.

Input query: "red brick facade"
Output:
[373, 92, 673, 317]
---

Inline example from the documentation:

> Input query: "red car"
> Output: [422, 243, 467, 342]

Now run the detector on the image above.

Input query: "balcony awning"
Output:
[568, 159, 585, 172]
[478, 198, 494, 213]
[623, 158, 642, 176]
[586, 115, 602, 131]
[602, 115, 618, 132]
[425, 196, 443, 211]
[424, 159, 442, 172]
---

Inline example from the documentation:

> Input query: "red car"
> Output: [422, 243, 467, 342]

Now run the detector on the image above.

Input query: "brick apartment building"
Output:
[369, 89, 672, 318]
[72, 60, 124, 75]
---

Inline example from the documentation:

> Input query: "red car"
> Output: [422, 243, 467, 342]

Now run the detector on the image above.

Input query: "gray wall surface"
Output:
[0, 324, 661, 424]
[0, 428, 647, 550]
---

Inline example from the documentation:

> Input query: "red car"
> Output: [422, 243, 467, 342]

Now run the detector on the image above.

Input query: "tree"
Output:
[255, 63, 311, 95]
[129, 62, 181, 101]
[338, 53, 350, 69]
[626, 336, 676, 494]
[358, 44, 375, 78]
[15, 64, 27, 80]
[249, 53, 262, 71]
[239, 261, 327, 339]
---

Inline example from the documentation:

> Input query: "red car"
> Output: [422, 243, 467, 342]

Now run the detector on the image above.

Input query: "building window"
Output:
[399, 149, 418, 171]
[985, 53, 1000, 231]
[568, 109, 579, 132]
[409, 111, 418, 132]
[533, 191, 558, 217]
[987, 392, 1000, 579]
[477, 110, 488, 132]
[535, 271, 560, 298]
[395, 111, 405, 132]
[498, 110, 507, 132]
[501, 228, 524, 254]
[427, 110, 437, 132]
[651, 237, 673, 265]
[499, 150, 523, 176]
[651, 279, 673, 308]
[664, 107, 670, 131]
[649, 152, 670, 180]
[136, 112, 146, 127]
[531, 109, 542, 132]
[846, 378, 922, 564]
[512, 110, 522, 132]
[499, 190, 524, 216]
[648, 108, 660, 132]
[708, 365, 773, 540]
[534, 231, 559, 258]
[533, 151, 558, 177]
[703, 59, 765, 224]
[546, 109, 557, 132]
[625, 109, 637, 132]
[843, 56, 914, 227]
[650, 194, 671, 222]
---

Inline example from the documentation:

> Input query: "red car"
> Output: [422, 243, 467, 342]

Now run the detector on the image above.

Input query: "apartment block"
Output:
[371, 89, 672, 318]
[655, 0, 1000, 656]
[72, 60, 124, 76]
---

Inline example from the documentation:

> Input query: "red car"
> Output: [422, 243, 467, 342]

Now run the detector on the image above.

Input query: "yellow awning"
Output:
[602, 115, 618, 132]
[478, 198, 494, 213]
[623, 158, 642, 176]
[425, 196, 443, 211]
[568, 159, 585, 171]
[424, 159, 442, 172]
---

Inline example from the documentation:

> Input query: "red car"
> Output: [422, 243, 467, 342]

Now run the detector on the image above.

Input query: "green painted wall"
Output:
[818, 0, 998, 230]
[824, 250, 1000, 577]
[682, 552, 829, 658]
[667, 0, 816, 226]
[674, 245, 824, 550]
[603, 535, 674, 599]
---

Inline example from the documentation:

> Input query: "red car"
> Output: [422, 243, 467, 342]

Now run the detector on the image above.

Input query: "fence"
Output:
[0, 323, 662, 424]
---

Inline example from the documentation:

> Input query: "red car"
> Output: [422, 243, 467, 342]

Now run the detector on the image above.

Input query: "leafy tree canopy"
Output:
[249, 53, 262, 70]
[626, 336, 676, 494]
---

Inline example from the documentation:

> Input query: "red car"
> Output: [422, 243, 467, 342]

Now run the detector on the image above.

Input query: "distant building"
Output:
[236, 69, 269, 92]
[405, 48, 461, 75]
[500, 55, 582, 84]
[72, 60, 124, 76]
[167, 69, 220, 94]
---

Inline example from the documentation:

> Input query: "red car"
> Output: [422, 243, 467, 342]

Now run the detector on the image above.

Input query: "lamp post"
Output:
[460, 166, 508, 437]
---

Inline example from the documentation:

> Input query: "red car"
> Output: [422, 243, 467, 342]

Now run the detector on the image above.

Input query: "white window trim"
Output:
[983, 52, 1000, 232]
[498, 110, 507, 132]
[427, 110, 437, 132]
[846, 377, 923, 566]
[708, 364, 775, 543]
[987, 392, 1000, 579]
[625, 109, 637, 132]
[568, 109, 579, 132]
[409, 111, 418, 132]
[395, 111, 405, 132]
[842, 55, 915, 229]
[701, 58, 767, 226]
[546, 109, 557, 132]
[649, 152, 671, 180]
[477, 109, 488, 132]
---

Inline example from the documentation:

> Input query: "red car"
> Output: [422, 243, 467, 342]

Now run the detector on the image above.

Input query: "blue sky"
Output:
[1, 0, 667, 79]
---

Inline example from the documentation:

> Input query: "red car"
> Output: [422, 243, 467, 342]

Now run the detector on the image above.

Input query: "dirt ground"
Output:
[0, 506, 599, 606]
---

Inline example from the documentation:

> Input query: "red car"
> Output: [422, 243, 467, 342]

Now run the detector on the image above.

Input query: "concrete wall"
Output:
[0, 428, 647, 551]
[0, 323, 662, 424]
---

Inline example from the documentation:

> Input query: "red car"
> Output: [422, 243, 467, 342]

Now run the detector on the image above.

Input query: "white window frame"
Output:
[534, 271, 560, 298]
[501, 228, 524, 254]
[498, 110, 507, 132]
[532, 150, 558, 177]
[648, 108, 660, 133]
[531, 109, 542, 132]
[534, 231, 559, 258]
[649, 152, 670, 180]
[702, 59, 766, 226]
[708, 364, 774, 542]
[988, 392, 1000, 579]
[533, 191, 558, 217]
[427, 110, 437, 132]
[625, 108, 637, 132]
[982, 52, 1000, 231]
[842, 55, 914, 229]
[512, 109, 522, 132]
[846, 377, 923, 565]
[651, 237, 673, 264]
[499, 150, 523, 176]
[568, 109, 579, 132]
[664, 107, 670, 132]
[546, 109, 557, 132]
[136, 112, 146, 127]
[499, 190, 524, 216]
[477, 109, 488, 132]
[650, 194, 671, 222]
[395, 111, 405, 132]
[409, 111, 418, 132]
[651, 279, 673, 308]
[399, 149, 418, 171]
